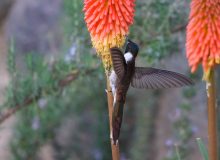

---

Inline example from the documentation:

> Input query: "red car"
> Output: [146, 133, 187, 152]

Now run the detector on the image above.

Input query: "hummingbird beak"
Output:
[123, 36, 129, 49]
[127, 39, 132, 44]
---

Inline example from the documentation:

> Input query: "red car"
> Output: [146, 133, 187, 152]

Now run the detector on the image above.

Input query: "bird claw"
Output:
[116, 140, 119, 146]
[110, 132, 113, 139]
[105, 89, 112, 93]
[110, 132, 119, 146]
[112, 140, 119, 146]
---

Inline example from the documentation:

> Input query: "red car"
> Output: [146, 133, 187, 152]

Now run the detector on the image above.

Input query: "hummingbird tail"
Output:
[112, 101, 124, 145]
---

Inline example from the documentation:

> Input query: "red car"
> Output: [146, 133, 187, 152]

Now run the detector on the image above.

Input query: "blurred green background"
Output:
[0, 0, 211, 160]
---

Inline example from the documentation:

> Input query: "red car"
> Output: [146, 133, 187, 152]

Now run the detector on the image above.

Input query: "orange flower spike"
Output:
[186, 0, 220, 80]
[84, 0, 135, 71]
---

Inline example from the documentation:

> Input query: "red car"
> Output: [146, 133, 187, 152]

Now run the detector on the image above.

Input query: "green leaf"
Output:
[175, 145, 181, 160]
[196, 138, 209, 160]
[7, 38, 16, 74]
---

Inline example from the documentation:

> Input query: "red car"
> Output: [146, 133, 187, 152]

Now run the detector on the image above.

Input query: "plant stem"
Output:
[106, 77, 120, 160]
[207, 69, 218, 160]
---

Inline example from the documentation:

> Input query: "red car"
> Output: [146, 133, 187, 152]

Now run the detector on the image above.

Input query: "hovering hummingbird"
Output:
[109, 39, 194, 145]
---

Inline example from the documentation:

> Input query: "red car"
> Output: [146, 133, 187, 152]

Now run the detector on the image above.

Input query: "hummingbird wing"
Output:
[110, 47, 126, 79]
[131, 67, 193, 89]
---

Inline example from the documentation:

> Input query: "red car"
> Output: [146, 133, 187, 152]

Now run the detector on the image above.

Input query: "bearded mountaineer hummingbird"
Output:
[109, 39, 194, 145]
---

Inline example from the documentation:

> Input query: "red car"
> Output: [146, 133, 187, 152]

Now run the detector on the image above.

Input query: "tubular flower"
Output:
[84, 0, 135, 71]
[186, 0, 220, 80]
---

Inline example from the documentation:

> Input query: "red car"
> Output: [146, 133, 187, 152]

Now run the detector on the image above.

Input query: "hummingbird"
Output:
[109, 39, 193, 145]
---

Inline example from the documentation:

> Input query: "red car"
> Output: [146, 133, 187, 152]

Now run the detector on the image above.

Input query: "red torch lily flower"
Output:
[84, 0, 135, 71]
[186, 0, 220, 80]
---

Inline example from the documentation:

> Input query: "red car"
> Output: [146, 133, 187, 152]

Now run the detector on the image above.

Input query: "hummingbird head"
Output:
[125, 39, 139, 57]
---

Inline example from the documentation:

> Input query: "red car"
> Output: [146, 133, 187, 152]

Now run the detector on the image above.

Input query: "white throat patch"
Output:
[124, 52, 133, 63]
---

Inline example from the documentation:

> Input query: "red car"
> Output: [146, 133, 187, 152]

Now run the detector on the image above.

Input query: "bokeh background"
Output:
[0, 0, 214, 159]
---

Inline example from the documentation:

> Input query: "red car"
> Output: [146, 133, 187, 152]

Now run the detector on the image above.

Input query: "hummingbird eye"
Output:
[128, 46, 131, 50]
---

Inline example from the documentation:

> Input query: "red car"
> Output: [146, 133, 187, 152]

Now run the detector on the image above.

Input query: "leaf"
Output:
[175, 145, 181, 160]
[196, 138, 209, 160]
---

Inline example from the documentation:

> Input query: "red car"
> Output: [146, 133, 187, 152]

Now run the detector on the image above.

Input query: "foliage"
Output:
[130, 0, 190, 64]
[6, 47, 106, 159]
[164, 87, 196, 160]
[128, 91, 158, 160]
[196, 138, 209, 160]
[2, 0, 202, 160]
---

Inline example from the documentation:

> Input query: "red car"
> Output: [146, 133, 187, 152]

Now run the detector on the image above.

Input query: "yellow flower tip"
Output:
[84, 0, 135, 70]
[202, 57, 220, 81]
[91, 34, 126, 71]
[202, 69, 211, 82]
[186, 0, 220, 81]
